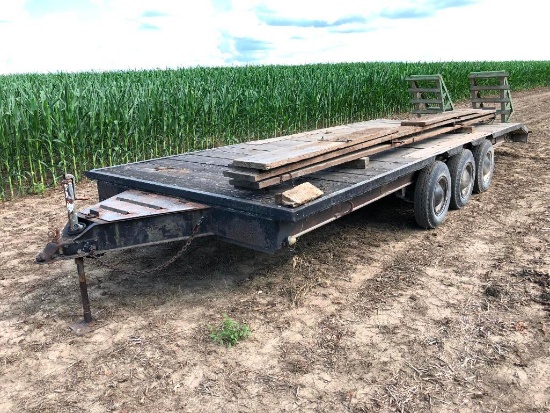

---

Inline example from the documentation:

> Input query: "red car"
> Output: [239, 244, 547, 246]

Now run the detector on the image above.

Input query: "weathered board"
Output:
[400, 109, 491, 126]
[227, 109, 495, 187]
[232, 128, 398, 170]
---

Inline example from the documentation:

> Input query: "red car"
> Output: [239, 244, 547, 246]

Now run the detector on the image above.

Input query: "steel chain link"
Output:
[89, 215, 204, 275]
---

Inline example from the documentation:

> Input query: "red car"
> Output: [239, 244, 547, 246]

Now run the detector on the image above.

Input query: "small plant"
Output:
[209, 314, 251, 348]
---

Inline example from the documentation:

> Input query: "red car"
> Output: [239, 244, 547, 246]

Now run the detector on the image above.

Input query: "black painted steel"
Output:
[87, 154, 433, 222]
[56, 209, 212, 260]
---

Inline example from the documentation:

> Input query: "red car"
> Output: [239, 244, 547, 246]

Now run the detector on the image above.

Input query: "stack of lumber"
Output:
[224, 109, 495, 189]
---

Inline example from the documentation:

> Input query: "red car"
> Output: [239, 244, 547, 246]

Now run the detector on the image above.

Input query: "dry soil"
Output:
[1, 89, 549, 413]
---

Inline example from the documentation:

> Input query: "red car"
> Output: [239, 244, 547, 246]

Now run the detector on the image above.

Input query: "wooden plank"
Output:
[415, 112, 495, 130]
[390, 126, 460, 148]
[240, 130, 331, 145]
[410, 99, 444, 104]
[408, 109, 494, 127]
[229, 110, 495, 184]
[223, 139, 386, 182]
[400, 109, 484, 126]
[471, 98, 511, 104]
[347, 120, 401, 128]
[451, 111, 495, 122]
[231, 128, 398, 170]
[275, 182, 324, 207]
[458, 126, 475, 133]
[179, 146, 265, 160]
[231, 109, 491, 172]
[232, 141, 343, 170]
[230, 147, 383, 189]
[245, 126, 386, 147]
[229, 119, 465, 190]
[242, 121, 388, 146]
[242, 139, 323, 150]
[340, 157, 369, 169]
[406, 75, 443, 81]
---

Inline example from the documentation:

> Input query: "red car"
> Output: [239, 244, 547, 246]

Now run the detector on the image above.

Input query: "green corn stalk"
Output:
[1, 61, 550, 198]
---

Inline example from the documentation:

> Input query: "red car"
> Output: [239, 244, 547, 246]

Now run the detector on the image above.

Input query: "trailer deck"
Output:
[87, 121, 528, 224]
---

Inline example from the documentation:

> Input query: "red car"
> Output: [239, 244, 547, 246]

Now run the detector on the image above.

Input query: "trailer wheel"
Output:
[414, 161, 451, 229]
[448, 149, 475, 209]
[472, 140, 494, 194]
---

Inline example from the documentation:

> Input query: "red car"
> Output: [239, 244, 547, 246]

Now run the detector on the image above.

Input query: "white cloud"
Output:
[0, 0, 547, 75]
[0, 0, 229, 73]
[0, 0, 28, 20]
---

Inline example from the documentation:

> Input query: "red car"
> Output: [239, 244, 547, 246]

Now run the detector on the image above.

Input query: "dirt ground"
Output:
[1, 88, 549, 413]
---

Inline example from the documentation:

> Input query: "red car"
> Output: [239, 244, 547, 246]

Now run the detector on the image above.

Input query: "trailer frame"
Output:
[36, 117, 529, 330]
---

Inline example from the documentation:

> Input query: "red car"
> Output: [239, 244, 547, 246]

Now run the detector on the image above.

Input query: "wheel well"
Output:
[435, 143, 478, 164]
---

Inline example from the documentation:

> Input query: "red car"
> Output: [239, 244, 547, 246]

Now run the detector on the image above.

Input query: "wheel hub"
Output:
[433, 177, 448, 216]
[460, 163, 474, 198]
[482, 152, 493, 183]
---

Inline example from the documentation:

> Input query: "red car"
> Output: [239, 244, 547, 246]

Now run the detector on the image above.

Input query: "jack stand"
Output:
[69, 257, 94, 334]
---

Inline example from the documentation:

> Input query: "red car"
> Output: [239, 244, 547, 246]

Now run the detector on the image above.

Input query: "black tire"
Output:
[472, 140, 494, 194]
[447, 149, 475, 210]
[414, 161, 452, 229]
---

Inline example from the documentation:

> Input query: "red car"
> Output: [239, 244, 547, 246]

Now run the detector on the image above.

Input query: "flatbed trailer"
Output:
[36, 116, 528, 329]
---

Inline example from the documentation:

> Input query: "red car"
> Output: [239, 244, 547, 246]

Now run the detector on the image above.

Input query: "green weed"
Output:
[209, 314, 251, 348]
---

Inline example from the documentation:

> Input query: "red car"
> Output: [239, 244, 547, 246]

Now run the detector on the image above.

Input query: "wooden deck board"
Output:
[230, 110, 494, 174]
[170, 154, 234, 167]
[232, 128, 398, 170]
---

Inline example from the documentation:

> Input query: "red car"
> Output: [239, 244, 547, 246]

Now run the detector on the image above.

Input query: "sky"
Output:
[0, 0, 548, 75]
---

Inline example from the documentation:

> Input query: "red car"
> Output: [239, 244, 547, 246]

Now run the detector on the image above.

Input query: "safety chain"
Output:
[89, 215, 205, 275]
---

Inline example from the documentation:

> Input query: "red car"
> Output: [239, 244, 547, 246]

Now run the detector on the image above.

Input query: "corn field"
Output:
[1, 61, 550, 199]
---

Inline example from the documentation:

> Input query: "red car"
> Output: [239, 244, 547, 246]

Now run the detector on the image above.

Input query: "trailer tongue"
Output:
[36, 188, 210, 264]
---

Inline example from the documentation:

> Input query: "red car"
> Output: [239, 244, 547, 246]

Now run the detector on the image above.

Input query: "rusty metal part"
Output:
[35, 240, 64, 263]
[90, 214, 205, 275]
[35, 228, 69, 263]
[76, 257, 92, 322]
[68, 258, 93, 334]
[49, 228, 61, 243]
[66, 216, 203, 332]
[63, 174, 86, 235]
